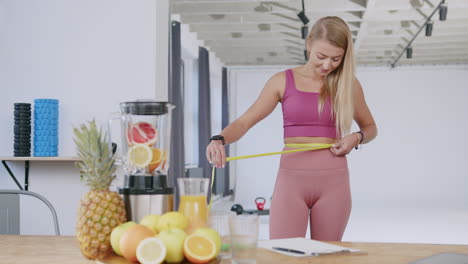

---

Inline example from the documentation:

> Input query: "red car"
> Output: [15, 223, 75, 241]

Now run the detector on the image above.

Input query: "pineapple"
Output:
[73, 120, 126, 259]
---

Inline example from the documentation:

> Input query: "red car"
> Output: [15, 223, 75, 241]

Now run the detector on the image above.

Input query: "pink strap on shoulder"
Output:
[284, 69, 295, 96]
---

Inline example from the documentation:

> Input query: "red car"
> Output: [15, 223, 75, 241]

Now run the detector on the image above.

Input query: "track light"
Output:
[439, 3, 447, 21]
[301, 25, 308, 39]
[392, 0, 447, 67]
[425, 21, 433, 36]
[297, 0, 309, 25]
[406, 47, 413, 59]
[297, 11, 309, 25]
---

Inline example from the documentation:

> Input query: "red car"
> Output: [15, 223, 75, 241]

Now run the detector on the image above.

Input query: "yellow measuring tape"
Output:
[209, 143, 333, 208]
[225, 143, 333, 162]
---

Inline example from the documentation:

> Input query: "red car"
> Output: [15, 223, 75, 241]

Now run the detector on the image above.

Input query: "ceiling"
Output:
[171, 0, 468, 67]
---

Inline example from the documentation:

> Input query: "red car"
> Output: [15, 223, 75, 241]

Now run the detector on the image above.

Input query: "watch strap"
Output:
[210, 135, 225, 145]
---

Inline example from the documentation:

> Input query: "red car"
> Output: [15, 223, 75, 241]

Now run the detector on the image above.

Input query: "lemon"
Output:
[128, 144, 153, 168]
[136, 237, 167, 264]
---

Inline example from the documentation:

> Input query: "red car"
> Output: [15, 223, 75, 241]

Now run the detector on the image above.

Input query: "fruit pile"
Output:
[110, 211, 221, 264]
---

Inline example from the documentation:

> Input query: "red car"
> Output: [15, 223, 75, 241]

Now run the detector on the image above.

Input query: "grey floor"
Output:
[212, 200, 468, 244]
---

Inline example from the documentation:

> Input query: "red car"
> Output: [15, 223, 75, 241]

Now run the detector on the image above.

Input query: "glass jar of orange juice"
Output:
[177, 178, 210, 234]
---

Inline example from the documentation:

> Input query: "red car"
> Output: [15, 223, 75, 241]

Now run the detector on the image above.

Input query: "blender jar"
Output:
[110, 101, 175, 222]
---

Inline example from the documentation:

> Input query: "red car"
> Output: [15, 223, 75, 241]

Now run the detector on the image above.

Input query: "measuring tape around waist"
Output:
[209, 143, 333, 208]
[225, 143, 333, 162]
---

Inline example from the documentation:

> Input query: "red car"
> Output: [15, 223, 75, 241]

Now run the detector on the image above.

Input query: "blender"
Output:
[109, 101, 175, 222]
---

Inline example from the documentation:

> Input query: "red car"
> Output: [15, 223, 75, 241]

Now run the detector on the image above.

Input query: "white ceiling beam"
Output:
[354, 0, 375, 52]
[172, 0, 291, 3]
[359, 41, 468, 51]
[397, 59, 468, 65]
[188, 22, 361, 32]
[361, 35, 468, 46]
[365, 18, 468, 30]
[210, 46, 302, 53]
[225, 59, 303, 66]
[372, 0, 468, 10]
[172, 0, 366, 15]
[364, 26, 468, 37]
[204, 39, 304, 47]
[357, 51, 468, 61]
[196, 31, 303, 41]
[359, 46, 468, 54]
[366, 7, 468, 21]
[179, 12, 362, 24]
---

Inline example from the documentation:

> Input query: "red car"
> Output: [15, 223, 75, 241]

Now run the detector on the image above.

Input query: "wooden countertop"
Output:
[1, 235, 468, 264]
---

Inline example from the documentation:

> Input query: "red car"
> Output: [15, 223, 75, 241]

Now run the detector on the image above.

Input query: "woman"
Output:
[206, 16, 377, 241]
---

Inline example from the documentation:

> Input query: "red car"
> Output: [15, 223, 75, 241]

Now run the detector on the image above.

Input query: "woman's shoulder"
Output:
[266, 69, 290, 86]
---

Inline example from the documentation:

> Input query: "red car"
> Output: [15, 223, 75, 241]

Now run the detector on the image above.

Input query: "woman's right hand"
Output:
[206, 140, 226, 168]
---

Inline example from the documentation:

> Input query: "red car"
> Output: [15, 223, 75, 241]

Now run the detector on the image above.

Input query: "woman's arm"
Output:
[207, 72, 284, 167]
[352, 78, 377, 145]
[330, 78, 377, 156]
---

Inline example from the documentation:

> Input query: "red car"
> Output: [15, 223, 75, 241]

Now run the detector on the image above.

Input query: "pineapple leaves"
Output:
[73, 120, 116, 191]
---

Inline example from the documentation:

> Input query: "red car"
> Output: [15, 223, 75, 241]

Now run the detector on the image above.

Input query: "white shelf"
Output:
[0, 156, 80, 161]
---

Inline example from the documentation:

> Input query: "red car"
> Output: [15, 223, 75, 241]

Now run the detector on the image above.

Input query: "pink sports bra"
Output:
[281, 69, 338, 138]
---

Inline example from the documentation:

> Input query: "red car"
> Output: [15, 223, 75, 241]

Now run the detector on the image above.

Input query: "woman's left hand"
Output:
[330, 134, 359, 156]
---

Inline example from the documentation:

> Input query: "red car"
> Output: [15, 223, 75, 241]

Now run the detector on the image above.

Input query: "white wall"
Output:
[0, 0, 159, 235]
[0, 1, 224, 236]
[229, 65, 468, 211]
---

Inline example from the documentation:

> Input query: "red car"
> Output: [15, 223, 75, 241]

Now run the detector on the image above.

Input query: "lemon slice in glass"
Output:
[128, 144, 153, 169]
[136, 237, 167, 264]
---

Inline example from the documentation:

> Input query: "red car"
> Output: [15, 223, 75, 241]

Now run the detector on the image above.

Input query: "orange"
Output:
[148, 148, 163, 172]
[120, 224, 155, 262]
[183, 234, 217, 264]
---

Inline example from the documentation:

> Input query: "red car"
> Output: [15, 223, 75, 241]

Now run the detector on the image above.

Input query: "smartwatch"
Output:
[210, 135, 225, 145]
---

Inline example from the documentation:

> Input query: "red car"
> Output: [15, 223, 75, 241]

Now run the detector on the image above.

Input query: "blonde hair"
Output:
[307, 16, 355, 138]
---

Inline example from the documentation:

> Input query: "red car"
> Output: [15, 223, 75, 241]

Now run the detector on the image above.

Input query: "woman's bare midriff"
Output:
[284, 136, 338, 145]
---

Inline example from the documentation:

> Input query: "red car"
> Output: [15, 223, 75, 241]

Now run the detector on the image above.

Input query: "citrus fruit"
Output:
[183, 234, 217, 264]
[128, 144, 153, 168]
[156, 211, 189, 232]
[136, 237, 167, 264]
[127, 122, 157, 145]
[148, 148, 163, 172]
[193, 228, 221, 256]
[110, 221, 136, 256]
[120, 224, 155, 262]
[140, 214, 161, 234]
[157, 228, 187, 263]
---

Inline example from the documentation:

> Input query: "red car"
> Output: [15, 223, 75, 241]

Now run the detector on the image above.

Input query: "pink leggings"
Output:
[269, 148, 351, 241]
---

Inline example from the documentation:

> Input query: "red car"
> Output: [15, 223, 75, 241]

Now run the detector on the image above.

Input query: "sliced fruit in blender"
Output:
[127, 122, 157, 145]
[148, 148, 163, 172]
[136, 237, 167, 264]
[128, 144, 153, 168]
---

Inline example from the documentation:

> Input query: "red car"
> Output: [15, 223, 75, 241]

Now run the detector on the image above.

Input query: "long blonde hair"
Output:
[307, 16, 355, 138]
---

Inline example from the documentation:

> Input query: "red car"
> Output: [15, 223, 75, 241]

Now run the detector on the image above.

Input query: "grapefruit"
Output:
[120, 224, 155, 262]
[127, 122, 157, 145]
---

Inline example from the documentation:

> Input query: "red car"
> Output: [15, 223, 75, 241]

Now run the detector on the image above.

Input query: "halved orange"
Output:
[183, 234, 217, 264]
[148, 148, 163, 172]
